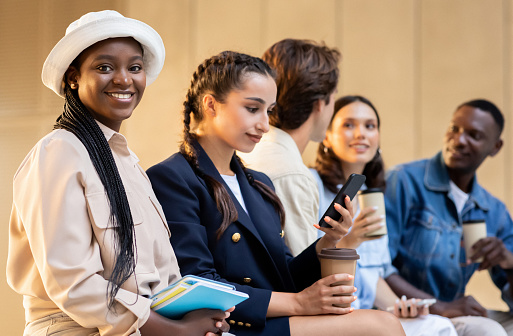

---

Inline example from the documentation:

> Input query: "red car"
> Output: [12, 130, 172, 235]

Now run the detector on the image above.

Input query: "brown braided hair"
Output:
[315, 95, 386, 193]
[181, 51, 285, 239]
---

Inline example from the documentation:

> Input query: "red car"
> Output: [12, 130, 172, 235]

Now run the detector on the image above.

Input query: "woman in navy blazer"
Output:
[147, 51, 404, 336]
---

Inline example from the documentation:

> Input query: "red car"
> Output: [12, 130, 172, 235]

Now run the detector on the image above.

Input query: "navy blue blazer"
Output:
[147, 142, 321, 336]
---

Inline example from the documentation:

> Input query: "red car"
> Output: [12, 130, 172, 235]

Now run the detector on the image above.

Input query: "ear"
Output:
[490, 138, 503, 157]
[322, 133, 332, 148]
[313, 99, 324, 115]
[202, 94, 217, 117]
[65, 66, 80, 89]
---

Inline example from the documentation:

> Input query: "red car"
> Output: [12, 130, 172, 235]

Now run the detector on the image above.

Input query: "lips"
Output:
[247, 134, 262, 143]
[349, 143, 369, 153]
[446, 147, 468, 159]
[107, 92, 134, 99]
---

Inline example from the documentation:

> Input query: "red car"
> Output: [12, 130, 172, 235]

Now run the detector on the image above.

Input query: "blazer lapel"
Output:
[195, 143, 267, 247]
[194, 142, 291, 289]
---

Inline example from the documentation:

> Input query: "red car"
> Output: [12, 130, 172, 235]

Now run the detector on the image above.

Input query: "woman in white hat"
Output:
[6, 10, 231, 336]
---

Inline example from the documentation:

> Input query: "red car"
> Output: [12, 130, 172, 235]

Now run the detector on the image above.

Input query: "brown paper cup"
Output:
[462, 220, 487, 263]
[318, 248, 360, 308]
[358, 189, 387, 237]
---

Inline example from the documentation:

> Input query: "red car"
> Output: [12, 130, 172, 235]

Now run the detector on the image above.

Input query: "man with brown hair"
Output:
[240, 38, 341, 256]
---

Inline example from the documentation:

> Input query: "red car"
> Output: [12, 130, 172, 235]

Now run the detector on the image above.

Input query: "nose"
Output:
[354, 124, 365, 139]
[258, 112, 270, 133]
[112, 69, 132, 87]
[453, 130, 467, 146]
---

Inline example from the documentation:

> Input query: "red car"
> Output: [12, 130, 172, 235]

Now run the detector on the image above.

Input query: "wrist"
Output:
[429, 300, 446, 316]
[291, 292, 303, 315]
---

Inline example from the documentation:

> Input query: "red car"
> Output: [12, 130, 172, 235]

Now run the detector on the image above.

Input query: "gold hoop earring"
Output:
[323, 146, 329, 154]
[70, 83, 78, 89]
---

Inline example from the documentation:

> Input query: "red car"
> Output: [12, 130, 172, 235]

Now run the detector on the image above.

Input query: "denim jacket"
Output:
[385, 152, 513, 305]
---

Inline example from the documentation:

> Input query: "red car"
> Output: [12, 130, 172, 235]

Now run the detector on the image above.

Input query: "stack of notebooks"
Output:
[150, 275, 249, 319]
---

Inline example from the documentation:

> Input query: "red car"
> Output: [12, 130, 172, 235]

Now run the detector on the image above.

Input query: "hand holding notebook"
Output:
[151, 275, 249, 319]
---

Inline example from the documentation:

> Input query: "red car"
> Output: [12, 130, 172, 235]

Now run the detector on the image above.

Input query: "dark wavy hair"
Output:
[315, 95, 385, 193]
[262, 39, 341, 130]
[180, 51, 285, 239]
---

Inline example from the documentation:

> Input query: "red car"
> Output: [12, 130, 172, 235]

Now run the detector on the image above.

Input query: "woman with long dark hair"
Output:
[147, 52, 405, 336]
[7, 10, 230, 336]
[311, 95, 457, 335]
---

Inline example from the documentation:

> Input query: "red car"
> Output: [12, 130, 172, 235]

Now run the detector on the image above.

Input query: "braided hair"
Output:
[54, 85, 137, 310]
[315, 95, 386, 193]
[181, 51, 285, 239]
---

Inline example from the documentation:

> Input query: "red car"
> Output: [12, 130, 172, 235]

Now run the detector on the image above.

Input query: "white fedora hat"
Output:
[42, 10, 165, 97]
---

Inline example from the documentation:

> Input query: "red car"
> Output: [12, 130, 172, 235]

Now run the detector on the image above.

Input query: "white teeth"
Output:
[109, 93, 132, 99]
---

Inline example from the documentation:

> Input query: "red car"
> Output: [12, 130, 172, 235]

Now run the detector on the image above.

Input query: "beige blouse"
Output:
[7, 122, 181, 335]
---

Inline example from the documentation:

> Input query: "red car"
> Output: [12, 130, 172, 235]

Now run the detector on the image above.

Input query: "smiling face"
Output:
[324, 101, 380, 172]
[203, 72, 277, 155]
[66, 37, 146, 132]
[442, 105, 502, 176]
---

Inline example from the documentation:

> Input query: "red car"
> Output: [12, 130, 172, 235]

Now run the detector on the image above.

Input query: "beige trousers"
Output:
[24, 312, 100, 336]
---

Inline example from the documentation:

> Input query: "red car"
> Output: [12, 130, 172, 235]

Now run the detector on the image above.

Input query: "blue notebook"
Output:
[150, 275, 249, 319]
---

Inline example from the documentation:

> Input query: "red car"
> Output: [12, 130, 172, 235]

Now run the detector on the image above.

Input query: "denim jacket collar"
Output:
[424, 152, 490, 211]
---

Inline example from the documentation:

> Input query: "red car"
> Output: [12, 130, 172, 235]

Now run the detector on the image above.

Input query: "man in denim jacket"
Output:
[385, 99, 513, 335]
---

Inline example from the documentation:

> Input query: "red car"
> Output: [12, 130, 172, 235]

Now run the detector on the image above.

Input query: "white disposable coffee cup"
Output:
[318, 248, 360, 308]
[462, 220, 487, 263]
[357, 188, 387, 237]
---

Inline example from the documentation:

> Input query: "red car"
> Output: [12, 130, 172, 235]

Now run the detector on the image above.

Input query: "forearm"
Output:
[385, 273, 434, 300]
[374, 277, 399, 311]
[267, 292, 299, 317]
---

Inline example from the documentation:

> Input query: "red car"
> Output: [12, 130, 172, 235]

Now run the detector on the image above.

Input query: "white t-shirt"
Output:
[449, 180, 469, 214]
[221, 174, 248, 214]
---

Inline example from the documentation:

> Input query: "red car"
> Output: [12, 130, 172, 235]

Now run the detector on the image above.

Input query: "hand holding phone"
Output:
[319, 173, 366, 228]
[386, 298, 437, 313]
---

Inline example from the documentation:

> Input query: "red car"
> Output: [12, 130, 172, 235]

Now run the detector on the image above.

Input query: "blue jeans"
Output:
[24, 312, 99, 336]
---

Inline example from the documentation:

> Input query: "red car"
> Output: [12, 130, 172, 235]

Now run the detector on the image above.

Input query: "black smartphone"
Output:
[319, 173, 366, 228]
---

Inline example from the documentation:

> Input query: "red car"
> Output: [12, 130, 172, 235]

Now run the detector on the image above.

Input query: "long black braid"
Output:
[180, 51, 285, 239]
[55, 86, 137, 310]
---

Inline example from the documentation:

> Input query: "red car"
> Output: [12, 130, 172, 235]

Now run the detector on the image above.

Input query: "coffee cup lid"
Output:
[317, 248, 360, 260]
[462, 219, 486, 225]
[358, 188, 384, 195]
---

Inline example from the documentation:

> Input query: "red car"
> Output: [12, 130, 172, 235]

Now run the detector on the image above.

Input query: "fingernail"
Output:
[372, 206, 379, 210]
[401, 295, 406, 301]
[349, 307, 354, 312]
[411, 298, 416, 304]
[380, 215, 386, 219]
[395, 298, 399, 304]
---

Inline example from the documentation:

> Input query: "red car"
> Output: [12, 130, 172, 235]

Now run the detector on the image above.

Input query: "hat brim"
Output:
[42, 16, 165, 97]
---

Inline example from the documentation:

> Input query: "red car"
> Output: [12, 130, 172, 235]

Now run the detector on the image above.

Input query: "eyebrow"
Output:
[93, 54, 143, 62]
[245, 97, 266, 104]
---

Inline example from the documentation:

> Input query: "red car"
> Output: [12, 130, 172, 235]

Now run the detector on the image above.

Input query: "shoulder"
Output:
[247, 168, 274, 188]
[14, 129, 89, 180]
[476, 183, 509, 211]
[146, 152, 205, 193]
[147, 152, 189, 176]
[386, 158, 429, 182]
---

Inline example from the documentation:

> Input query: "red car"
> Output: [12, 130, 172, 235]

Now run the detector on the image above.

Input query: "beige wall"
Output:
[1, 0, 511, 332]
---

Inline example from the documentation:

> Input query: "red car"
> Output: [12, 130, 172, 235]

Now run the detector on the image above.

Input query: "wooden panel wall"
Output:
[1, 0, 512, 333]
